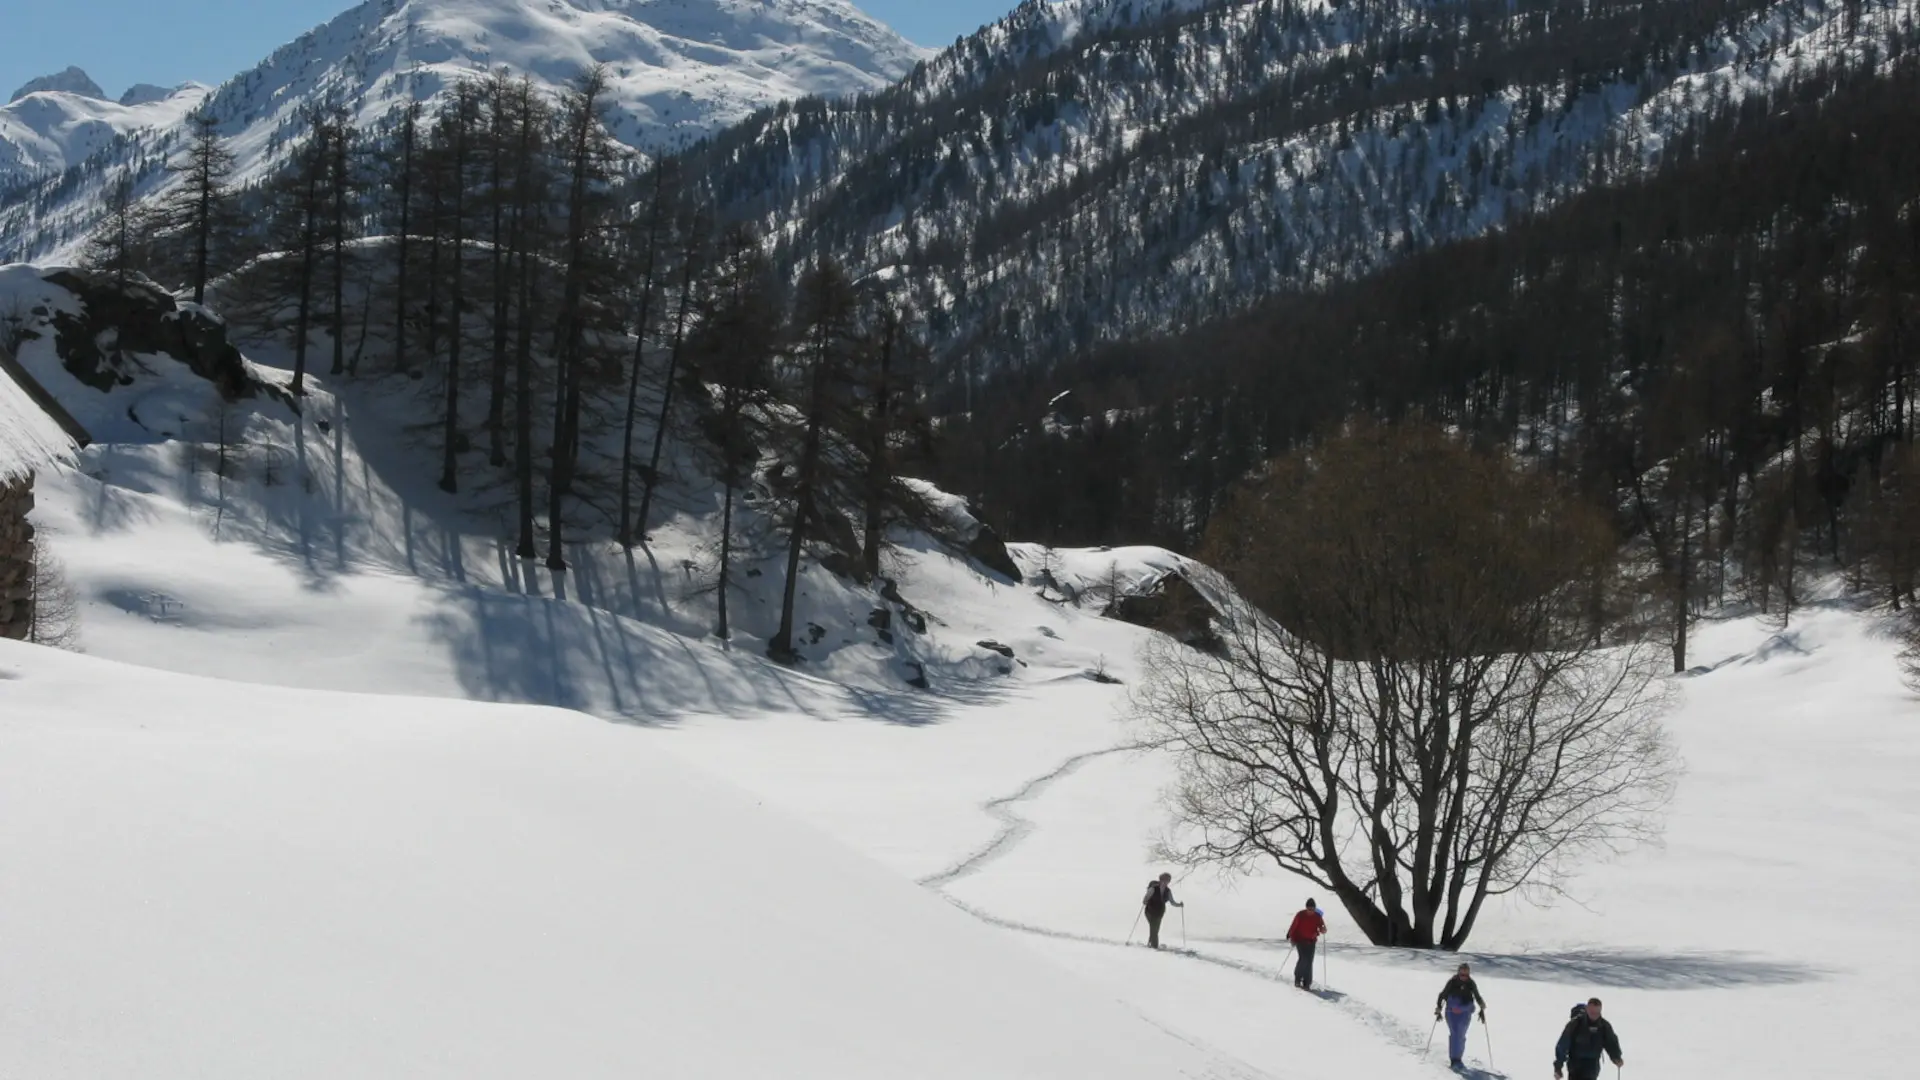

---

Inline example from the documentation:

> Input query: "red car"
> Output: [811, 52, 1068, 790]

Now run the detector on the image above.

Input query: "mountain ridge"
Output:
[0, 0, 928, 259]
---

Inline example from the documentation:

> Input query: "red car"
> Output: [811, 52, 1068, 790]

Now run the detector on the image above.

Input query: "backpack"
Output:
[1569, 1004, 1586, 1020]
[1143, 881, 1166, 906]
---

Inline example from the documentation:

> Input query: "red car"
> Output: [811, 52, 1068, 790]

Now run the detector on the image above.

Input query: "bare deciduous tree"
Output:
[1137, 423, 1677, 951]
[29, 542, 82, 652]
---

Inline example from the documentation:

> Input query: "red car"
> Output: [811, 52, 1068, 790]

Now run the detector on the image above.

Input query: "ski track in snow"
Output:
[922, 744, 1487, 1079]
[915, 742, 1144, 889]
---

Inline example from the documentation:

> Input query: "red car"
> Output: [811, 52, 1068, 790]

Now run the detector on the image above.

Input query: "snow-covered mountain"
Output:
[0, 74, 209, 182]
[9, 66, 108, 103]
[0, 0, 927, 259]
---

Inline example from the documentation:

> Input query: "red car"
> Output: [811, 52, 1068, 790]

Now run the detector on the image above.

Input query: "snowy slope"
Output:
[8, 268, 1913, 1079]
[0, 642, 1265, 1079]
[0, 0, 927, 259]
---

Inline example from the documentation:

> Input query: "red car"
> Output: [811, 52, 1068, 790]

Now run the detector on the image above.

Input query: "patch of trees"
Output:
[105, 69, 940, 662]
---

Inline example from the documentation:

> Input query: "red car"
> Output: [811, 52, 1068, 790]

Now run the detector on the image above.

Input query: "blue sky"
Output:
[1, 0, 1012, 102]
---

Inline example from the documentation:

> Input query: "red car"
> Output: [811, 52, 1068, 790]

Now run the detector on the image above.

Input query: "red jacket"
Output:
[1286, 909, 1326, 944]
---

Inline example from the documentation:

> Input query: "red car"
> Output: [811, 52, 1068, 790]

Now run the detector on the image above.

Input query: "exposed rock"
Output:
[976, 640, 1014, 658]
[118, 83, 177, 107]
[1105, 569, 1225, 654]
[877, 577, 928, 635]
[966, 521, 1023, 583]
[38, 269, 282, 406]
[0, 477, 35, 640]
[11, 67, 105, 103]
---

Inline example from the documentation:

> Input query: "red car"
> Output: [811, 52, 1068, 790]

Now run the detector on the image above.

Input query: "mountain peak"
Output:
[10, 67, 106, 104]
[118, 83, 181, 107]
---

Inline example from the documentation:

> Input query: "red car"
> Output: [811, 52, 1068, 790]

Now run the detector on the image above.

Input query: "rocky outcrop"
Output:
[1105, 570, 1225, 654]
[0, 476, 35, 640]
[36, 269, 273, 403]
[966, 521, 1023, 584]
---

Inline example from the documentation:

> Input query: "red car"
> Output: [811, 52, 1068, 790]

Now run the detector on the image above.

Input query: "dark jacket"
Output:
[1437, 975, 1485, 1011]
[1143, 881, 1174, 914]
[1555, 1015, 1622, 1066]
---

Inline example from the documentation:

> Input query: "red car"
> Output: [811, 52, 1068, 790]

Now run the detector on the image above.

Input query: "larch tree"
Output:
[162, 108, 236, 305]
[688, 224, 778, 640]
[435, 82, 481, 495]
[618, 162, 676, 549]
[506, 77, 549, 562]
[768, 260, 860, 664]
[635, 207, 709, 547]
[545, 65, 624, 572]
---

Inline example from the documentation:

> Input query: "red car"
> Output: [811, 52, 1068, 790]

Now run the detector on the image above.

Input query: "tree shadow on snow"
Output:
[1245, 941, 1832, 990]
[415, 579, 968, 728]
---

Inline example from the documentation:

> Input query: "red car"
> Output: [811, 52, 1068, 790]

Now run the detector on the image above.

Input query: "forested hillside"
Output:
[933, 48, 1920, 669]
[679, 0, 1915, 390]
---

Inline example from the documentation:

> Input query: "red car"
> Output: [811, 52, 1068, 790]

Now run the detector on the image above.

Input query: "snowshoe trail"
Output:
[917, 742, 1143, 889]
[922, 744, 1484, 1079]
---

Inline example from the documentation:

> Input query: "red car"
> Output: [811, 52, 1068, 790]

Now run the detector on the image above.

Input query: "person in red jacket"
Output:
[1286, 899, 1328, 990]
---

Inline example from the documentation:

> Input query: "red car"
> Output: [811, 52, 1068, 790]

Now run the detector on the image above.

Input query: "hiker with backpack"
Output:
[1141, 872, 1183, 950]
[1285, 898, 1327, 989]
[1434, 962, 1487, 1068]
[1554, 998, 1624, 1080]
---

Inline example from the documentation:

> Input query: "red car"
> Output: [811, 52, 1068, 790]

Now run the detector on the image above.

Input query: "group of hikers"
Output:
[1141, 874, 1628, 1076]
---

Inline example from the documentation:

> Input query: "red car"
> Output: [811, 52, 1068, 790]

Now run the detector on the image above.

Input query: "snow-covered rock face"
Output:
[117, 83, 182, 108]
[9, 67, 107, 104]
[0, 0, 928, 260]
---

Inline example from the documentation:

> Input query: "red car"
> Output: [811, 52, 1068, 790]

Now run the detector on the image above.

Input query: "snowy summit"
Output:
[8, 67, 107, 104]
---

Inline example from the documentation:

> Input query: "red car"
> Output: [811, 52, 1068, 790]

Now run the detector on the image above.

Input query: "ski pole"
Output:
[1424, 1017, 1439, 1056]
[1482, 1014, 1494, 1069]
[1180, 905, 1188, 949]
[1127, 908, 1142, 945]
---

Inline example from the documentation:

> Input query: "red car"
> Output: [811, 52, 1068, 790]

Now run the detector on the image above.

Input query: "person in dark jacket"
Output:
[1141, 872, 1183, 949]
[1554, 998, 1624, 1080]
[1285, 899, 1327, 989]
[1434, 962, 1487, 1068]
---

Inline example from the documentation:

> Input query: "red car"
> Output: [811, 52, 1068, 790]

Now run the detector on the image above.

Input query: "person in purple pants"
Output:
[1434, 963, 1487, 1069]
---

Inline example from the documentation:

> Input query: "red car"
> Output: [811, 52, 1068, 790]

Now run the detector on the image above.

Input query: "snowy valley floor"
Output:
[4, 363, 1916, 1077]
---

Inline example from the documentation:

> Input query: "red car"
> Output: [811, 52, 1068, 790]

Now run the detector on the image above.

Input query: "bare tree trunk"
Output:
[618, 169, 669, 548]
[438, 101, 469, 495]
[394, 105, 417, 375]
[329, 114, 349, 377]
[636, 241, 698, 544]
[291, 125, 325, 398]
[860, 316, 896, 581]
[717, 435, 737, 642]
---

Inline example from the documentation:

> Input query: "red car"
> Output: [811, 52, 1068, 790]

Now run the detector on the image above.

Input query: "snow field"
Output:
[3, 272, 1914, 1077]
[0, 643, 1265, 1079]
